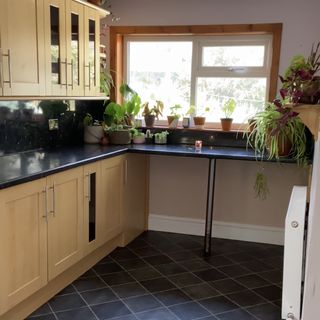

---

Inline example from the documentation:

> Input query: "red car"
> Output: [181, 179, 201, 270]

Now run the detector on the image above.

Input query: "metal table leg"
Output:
[204, 158, 216, 256]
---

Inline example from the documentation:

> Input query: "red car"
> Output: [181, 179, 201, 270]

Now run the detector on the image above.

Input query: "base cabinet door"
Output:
[0, 179, 47, 315]
[100, 156, 125, 244]
[83, 161, 101, 254]
[47, 167, 84, 280]
[123, 154, 148, 245]
[0, 0, 45, 96]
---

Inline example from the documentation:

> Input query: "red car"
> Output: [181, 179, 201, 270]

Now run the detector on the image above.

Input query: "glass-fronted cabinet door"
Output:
[66, 1, 84, 96]
[84, 7, 100, 96]
[44, 0, 67, 96]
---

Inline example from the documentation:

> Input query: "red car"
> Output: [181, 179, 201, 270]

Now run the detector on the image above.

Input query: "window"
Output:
[110, 25, 282, 129]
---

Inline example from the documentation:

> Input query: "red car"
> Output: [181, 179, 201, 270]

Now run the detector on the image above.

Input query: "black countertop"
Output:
[0, 144, 296, 190]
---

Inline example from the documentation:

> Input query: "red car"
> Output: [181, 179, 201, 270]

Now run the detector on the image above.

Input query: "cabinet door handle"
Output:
[49, 183, 56, 216]
[60, 58, 68, 87]
[0, 48, 3, 94]
[85, 173, 91, 202]
[84, 62, 91, 90]
[7, 49, 12, 88]
[68, 60, 74, 90]
[43, 186, 49, 222]
[124, 160, 128, 186]
[0, 49, 12, 88]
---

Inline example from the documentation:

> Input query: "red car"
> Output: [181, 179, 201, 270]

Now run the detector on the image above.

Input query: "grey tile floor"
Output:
[27, 231, 283, 320]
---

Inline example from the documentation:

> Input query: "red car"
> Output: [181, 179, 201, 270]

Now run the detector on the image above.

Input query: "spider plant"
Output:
[248, 100, 307, 163]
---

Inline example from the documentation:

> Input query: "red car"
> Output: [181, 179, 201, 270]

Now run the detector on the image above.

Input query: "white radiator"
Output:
[282, 186, 307, 320]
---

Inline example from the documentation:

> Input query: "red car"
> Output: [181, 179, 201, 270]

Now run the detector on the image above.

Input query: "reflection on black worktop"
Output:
[0, 99, 105, 155]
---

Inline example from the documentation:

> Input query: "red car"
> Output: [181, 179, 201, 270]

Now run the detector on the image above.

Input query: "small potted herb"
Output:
[220, 98, 236, 131]
[154, 131, 169, 144]
[142, 101, 164, 127]
[145, 129, 154, 144]
[131, 128, 146, 144]
[83, 113, 104, 144]
[191, 106, 210, 129]
[167, 104, 182, 128]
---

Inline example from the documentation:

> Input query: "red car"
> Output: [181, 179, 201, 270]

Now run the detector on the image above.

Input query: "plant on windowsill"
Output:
[167, 104, 182, 128]
[188, 105, 210, 129]
[220, 98, 236, 131]
[142, 100, 164, 128]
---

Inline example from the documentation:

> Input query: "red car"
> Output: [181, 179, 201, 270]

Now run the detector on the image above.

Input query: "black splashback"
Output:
[0, 99, 105, 155]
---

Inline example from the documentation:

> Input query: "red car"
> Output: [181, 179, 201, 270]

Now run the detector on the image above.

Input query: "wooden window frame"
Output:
[109, 23, 282, 109]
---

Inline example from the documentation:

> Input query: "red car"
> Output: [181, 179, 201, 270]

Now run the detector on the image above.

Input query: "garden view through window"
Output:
[125, 35, 272, 126]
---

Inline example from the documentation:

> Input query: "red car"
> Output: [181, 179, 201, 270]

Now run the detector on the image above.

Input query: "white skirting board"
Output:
[148, 214, 284, 245]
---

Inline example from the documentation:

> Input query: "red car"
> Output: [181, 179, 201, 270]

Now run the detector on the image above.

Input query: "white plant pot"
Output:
[133, 135, 146, 144]
[84, 125, 104, 144]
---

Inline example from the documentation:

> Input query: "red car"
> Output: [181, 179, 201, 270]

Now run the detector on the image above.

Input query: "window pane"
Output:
[128, 41, 192, 118]
[196, 77, 267, 123]
[202, 46, 265, 67]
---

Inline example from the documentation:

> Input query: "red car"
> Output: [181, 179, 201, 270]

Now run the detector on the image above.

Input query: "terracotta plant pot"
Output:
[144, 115, 156, 127]
[193, 116, 206, 129]
[109, 130, 131, 145]
[277, 134, 292, 156]
[167, 116, 179, 128]
[220, 118, 233, 131]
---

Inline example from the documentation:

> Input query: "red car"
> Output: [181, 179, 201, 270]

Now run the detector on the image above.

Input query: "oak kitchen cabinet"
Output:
[0, 0, 46, 96]
[0, 166, 84, 314]
[0, 179, 48, 315]
[0, 0, 106, 97]
[0, 155, 134, 316]
[44, 0, 102, 96]
[46, 167, 84, 280]
[83, 156, 126, 255]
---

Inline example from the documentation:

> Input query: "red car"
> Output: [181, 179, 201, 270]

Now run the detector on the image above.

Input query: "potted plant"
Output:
[154, 131, 169, 144]
[248, 100, 307, 198]
[142, 100, 164, 127]
[249, 100, 307, 160]
[131, 128, 145, 144]
[167, 104, 182, 128]
[145, 129, 154, 144]
[188, 105, 210, 129]
[220, 98, 236, 131]
[280, 42, 320, 104]
[104, 84, 141, 144]
[83, 113, 105, 144]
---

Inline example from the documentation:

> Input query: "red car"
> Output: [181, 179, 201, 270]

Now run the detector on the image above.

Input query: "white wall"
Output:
[105, 0, 320, 77]
[103, 0, 317, 241]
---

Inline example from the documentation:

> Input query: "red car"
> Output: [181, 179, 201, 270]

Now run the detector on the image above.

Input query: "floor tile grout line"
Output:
[115, 237, 280, 319]
[63, 282, 100, 320]
[92, 264, 179, 320]
[36, 232, 283, 320]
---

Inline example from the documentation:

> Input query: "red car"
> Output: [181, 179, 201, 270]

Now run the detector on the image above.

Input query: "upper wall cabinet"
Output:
[44, 0, 103, 96]
[0, 0, 46, 96]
